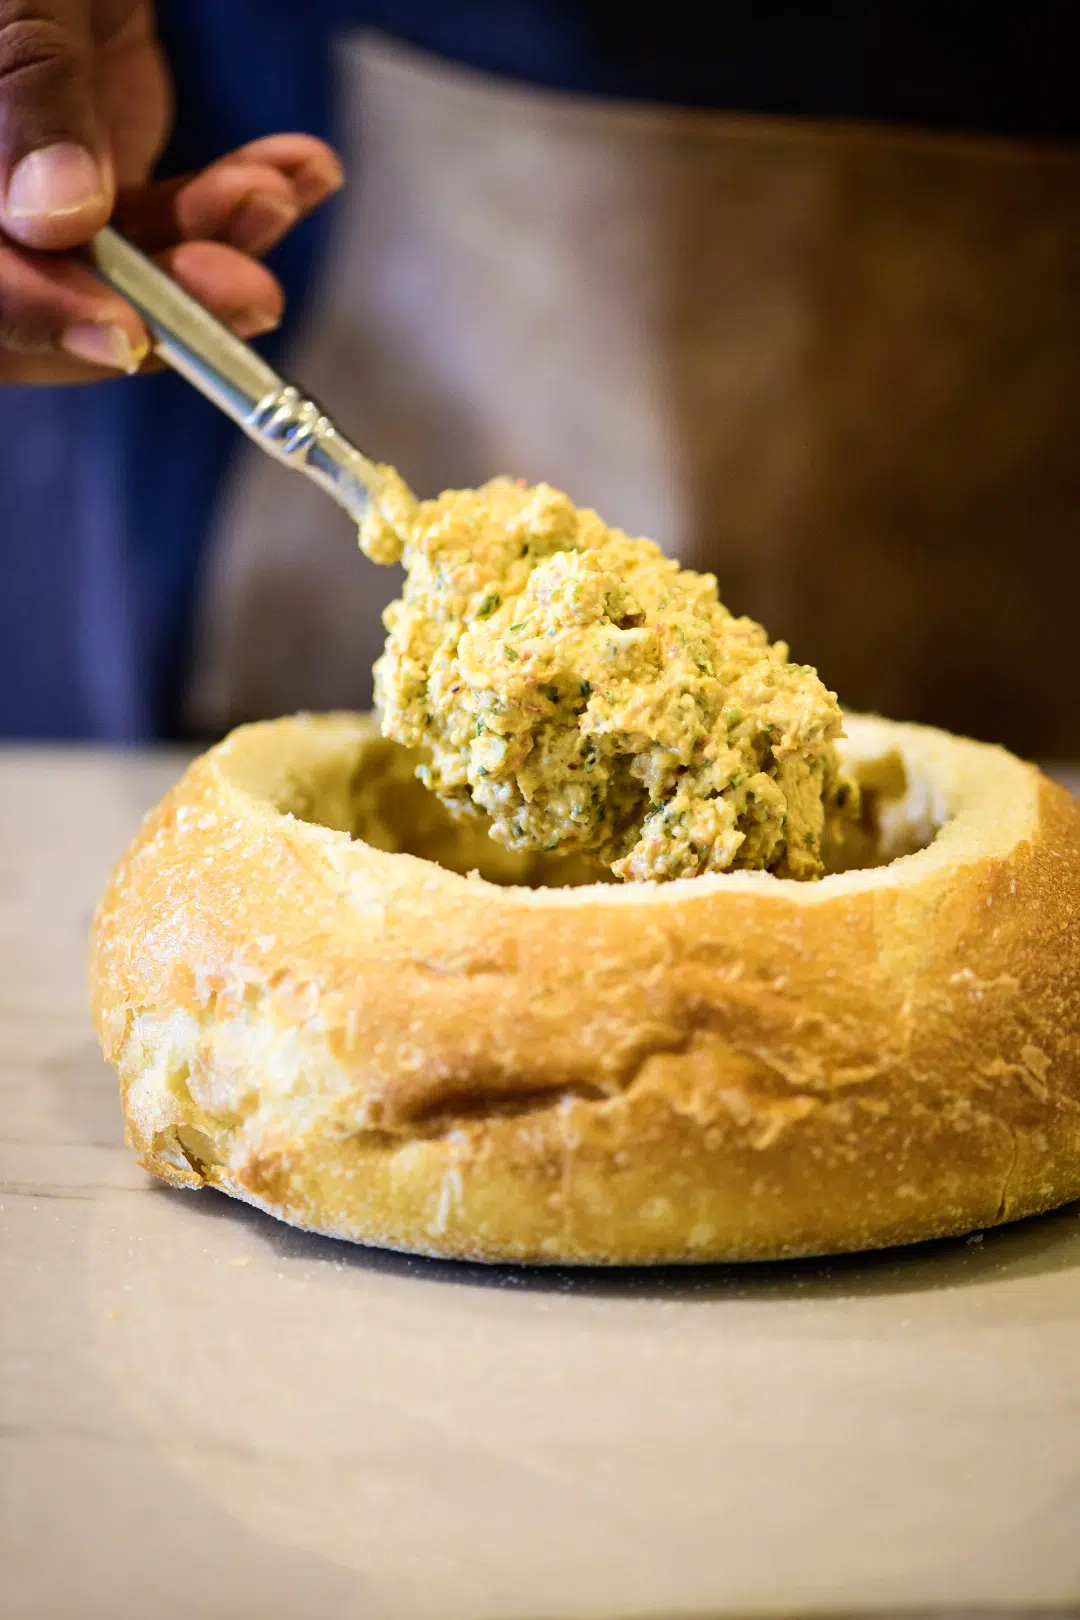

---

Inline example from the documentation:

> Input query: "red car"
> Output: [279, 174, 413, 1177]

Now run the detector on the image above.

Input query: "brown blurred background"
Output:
[192, 35, 1080, 760]
[2, 8, 1078, 758]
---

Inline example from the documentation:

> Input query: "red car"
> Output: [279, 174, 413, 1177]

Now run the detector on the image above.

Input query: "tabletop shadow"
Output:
[148, 1179, 1080, 1305]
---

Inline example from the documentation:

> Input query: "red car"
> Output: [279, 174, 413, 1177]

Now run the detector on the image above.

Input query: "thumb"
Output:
[0, 1, 114, 249]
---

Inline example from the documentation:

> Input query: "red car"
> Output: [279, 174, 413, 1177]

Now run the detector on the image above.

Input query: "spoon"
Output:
[86, 225, 399, 526]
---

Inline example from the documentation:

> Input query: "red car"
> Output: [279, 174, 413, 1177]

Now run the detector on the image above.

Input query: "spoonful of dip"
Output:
[359, 476, 852, 883]
[89, 227, 853, 883]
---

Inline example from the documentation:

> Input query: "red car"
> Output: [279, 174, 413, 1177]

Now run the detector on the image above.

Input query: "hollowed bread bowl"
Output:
[90, 712, 1080, 1263]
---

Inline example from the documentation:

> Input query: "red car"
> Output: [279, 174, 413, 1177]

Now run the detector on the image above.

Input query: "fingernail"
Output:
[296, 157, 345, 208]
[231, 191, 299, 256]
[60, 322, 146, 373]
[232, 308, 281, 339]
[310, 155, 345, 193]
[7, 143, 107, 220]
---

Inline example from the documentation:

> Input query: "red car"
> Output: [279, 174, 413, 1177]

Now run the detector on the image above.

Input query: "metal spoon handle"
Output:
[87, 226, 376, 523]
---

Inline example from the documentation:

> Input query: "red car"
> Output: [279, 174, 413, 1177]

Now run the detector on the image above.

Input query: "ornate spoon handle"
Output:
[87, 226, 380, 525]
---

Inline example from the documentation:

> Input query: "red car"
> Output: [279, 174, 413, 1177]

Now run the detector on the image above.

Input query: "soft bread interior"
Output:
[218, 713, 987, 890]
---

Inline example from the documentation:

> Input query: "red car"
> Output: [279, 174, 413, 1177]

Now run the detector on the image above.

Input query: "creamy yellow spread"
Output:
[360, 472, 851, 882]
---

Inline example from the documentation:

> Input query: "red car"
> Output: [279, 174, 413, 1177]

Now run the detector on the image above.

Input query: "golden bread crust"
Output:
[89, 712, 1080, 1263]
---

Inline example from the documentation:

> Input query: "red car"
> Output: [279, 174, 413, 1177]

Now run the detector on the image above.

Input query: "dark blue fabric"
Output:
[1, 0, 1076, 738]
[0, 1, 336, 741]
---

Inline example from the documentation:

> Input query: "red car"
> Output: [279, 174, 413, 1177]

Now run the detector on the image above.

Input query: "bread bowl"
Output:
[89, 711, 1080, 1263]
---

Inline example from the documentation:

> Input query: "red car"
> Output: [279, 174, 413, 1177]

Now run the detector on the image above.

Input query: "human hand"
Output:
[0, 0, 342, 384]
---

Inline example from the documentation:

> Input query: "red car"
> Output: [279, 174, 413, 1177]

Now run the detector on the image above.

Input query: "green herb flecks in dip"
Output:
[360, 473, 854, 882]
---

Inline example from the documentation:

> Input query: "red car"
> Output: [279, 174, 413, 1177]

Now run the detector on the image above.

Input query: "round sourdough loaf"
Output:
[90, 711, 1080, 1263]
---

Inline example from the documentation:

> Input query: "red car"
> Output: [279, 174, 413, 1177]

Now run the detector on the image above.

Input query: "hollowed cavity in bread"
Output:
[235, 721, 948, 890]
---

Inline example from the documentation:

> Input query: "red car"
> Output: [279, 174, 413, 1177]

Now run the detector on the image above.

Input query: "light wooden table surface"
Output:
[1, 746, 1078, 1620]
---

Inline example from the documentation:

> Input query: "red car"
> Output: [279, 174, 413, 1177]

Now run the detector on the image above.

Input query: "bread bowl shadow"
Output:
[148, 1180, 1080, 1306]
